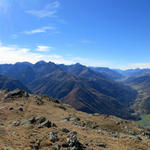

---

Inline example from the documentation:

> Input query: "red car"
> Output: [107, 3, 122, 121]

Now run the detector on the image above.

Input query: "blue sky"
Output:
[0, 0, 150, 69]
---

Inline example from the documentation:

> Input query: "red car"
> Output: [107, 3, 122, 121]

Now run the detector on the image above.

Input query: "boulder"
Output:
[66, 132, 83, 149]
[18, 107, 23, 111]
[49, 131, 58, 143]
[97, 143, 106, 148]
[37, 120, 51, 128]
[62, 128, 70, 133]
[35, 116, 46, 124]
[22, 117, 36, 125]
[3, 89, 29, 100]
[34, 96, 44, 105]
[8, 106, 13, 110]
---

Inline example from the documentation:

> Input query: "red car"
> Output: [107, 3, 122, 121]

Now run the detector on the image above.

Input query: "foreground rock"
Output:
[2, 89, 29, 100]
[22, 116, 53, 128]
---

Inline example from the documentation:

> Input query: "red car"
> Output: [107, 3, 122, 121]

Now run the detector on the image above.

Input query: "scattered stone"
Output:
[12, 131, 16, 136]
[35, 116, 46, 124]
[57, 105, 66, 110]
[22, 117, 35, 126]
[52, 123, 57, 127]
[8, 106, 13, 110]
[3, 147, 9, 150]
[49, 98, 60, 104]
[66, 132, 83, 149]
[28, 117, 36, 124]
[15, 102, 18, 106]
[0, 123, 4, 126]
[69, 132, 78, 136]
[37, 120, 51, 128]
[128, 136, 142, 140]
[92, 125, 99, 129]
[93, 113, 100, 116]
[30, 139, 41, 150]
[53, 144, 61, 150]
[98, 130, 104, 135]
[128, 130, 136, 135]
[18, 106, 23, 111]
[62, 143, 68, 148]
[34, 96, 44, 105]
[97, 143, 106, 148]
[62, 128, 70, 133]
[115, 120, 123, 125]
[66, 136, 78, 147]
[136, 136, 142, 141]
[70, 117, 80, 122]
[12, 121, 20, 126]
[22, 116, 53, 129]
[61, 117, 70, 122]
[49, 131, 58, 143]
[141, 131, 150, 138]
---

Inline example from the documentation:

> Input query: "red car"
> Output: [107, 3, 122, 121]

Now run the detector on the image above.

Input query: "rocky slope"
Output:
[0, 89, 150, 150]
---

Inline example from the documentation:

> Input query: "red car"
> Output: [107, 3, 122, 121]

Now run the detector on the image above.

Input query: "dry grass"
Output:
[0, 93, 149, 150]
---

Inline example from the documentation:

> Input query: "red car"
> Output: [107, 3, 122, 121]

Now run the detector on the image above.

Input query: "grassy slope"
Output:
[137, 114, 150, 127]
[0, 90, 150, 149]
[127, 84, 150, 127]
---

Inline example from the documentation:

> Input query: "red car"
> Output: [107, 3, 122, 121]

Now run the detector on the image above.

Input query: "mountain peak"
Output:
[35, 60, 47, 65]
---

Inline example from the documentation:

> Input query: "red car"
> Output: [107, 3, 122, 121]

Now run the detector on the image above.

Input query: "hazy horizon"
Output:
[0, 0, 150, 69]
[0, 60, 150, 70]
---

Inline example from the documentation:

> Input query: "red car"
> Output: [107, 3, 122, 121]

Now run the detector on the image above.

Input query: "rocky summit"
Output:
[0, 89, 150, 150]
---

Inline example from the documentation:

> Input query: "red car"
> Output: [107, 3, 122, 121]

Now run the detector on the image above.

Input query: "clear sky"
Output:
[0, 0, 150, 69]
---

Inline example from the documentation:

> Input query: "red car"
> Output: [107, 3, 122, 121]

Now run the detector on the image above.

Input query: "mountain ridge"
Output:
[0, 61, 143, 120]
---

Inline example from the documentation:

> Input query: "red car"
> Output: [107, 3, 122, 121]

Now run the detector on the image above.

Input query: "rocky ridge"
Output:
[0, 89, 150, 150]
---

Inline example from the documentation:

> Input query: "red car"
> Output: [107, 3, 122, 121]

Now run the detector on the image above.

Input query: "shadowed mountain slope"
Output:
[125, 73, 150, 115]
[0, 61, 138, 120]
[0, 75, 30, 92]
[90, 67, 123, 80]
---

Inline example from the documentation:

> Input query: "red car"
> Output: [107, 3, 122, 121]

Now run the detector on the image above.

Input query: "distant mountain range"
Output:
[1, 61, 150, 120]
